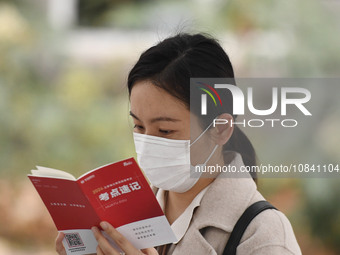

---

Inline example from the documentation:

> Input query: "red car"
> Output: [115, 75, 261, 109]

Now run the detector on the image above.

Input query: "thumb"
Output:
[55, 232, 67, 255]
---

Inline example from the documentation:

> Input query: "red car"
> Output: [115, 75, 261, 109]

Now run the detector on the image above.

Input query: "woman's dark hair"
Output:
[127, 33, 257, 181]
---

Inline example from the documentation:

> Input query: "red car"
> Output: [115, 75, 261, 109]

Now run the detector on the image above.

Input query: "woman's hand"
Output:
[55, 232, 67, 255]
[55, 221, 158, 255]
[92, 221, 159, 255]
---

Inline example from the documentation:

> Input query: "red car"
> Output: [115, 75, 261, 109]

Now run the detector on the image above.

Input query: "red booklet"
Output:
[28, 158, 177, 255]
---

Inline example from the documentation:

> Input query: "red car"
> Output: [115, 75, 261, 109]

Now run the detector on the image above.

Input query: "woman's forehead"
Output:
[130, 81, 189, 117]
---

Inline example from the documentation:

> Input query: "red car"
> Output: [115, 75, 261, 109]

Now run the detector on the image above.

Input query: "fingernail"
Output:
[91, 226, 98, 233]
[100, 221, 108, 230]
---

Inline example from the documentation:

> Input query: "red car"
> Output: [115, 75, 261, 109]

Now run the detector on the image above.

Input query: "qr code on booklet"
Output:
[65, 233, 84, 248]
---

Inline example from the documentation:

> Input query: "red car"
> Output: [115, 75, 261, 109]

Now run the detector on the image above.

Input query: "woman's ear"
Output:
[211, 113, 234, 146]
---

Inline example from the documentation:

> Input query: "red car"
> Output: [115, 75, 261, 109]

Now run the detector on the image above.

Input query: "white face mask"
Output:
[133, 123, 218, 193]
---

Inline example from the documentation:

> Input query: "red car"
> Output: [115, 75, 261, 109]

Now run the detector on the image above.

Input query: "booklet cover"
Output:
[28, 157, 177, 255]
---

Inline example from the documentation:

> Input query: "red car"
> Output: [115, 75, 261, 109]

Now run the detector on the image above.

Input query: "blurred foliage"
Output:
[77, 0, 133, 27]
[0, 0, 340, 254]
[0, 2, 135, 180]
[303, 179, 340, 252]
[219, 0, 340, 76]
[78, 0, 194, 30]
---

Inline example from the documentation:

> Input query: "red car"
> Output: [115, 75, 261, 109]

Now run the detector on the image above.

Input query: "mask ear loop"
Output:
[190, 122, 214, 147]
[203, 144, 218, 165]
[190, 121, 219, 166]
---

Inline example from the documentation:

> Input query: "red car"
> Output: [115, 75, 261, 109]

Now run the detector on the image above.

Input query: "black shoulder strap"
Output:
[222, 200, 277, 255]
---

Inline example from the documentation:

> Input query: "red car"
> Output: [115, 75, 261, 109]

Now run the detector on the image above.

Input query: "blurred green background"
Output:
[0, 0, 340, 254]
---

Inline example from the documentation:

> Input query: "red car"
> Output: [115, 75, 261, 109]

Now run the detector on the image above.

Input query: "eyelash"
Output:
[133, 125, 173, 135]
[133, 124, 144, 131]
[159, 129, 173, 134]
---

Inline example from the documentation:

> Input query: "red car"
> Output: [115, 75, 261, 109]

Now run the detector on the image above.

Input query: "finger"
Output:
[141, 247, 158, 255]
[55, 232, 67, 255]
[92, 226, 120, 255]
[96, 245, 105, 255]
[100, 221, 143, 255]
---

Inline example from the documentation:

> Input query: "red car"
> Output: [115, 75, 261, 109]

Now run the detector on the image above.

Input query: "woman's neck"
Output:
[164, 147, 225, 225]
[164, 178, 215, 225]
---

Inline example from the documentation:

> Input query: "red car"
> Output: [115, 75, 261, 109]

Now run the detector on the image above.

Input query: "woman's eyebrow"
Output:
[129, 111, 180, 123]
[150, 116, 181, 123]
[129, 111, 140, 120]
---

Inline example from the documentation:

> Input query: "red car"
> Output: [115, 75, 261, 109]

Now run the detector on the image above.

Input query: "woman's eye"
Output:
[159, 129, 173, 134]
[133, 124, 144, 130]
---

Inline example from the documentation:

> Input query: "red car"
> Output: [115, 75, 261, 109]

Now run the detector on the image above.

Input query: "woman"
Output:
[56, 33, 301, 255]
